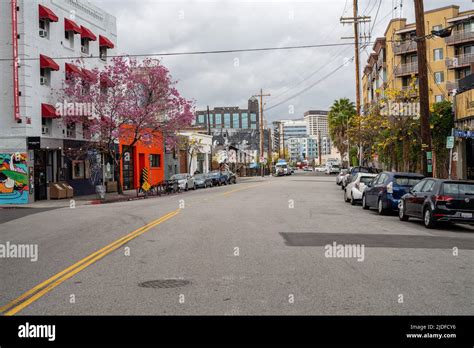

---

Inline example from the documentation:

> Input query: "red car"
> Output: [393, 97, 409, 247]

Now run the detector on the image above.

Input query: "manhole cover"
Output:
[138, 279, 190, 289]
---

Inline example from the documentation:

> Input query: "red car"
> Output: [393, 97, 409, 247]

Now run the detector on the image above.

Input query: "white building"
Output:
[286, 136, 318, 162]
[0, 0, 117, 203]
[179, 132, 212, 174]
[304, 110, 331, 155]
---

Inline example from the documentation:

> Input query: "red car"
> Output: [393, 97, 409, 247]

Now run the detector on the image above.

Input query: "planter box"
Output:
[106, 181, 117, 193]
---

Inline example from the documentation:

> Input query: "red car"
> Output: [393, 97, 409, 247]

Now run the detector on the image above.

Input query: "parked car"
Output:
[222, 170, 237, 184]
[326, 164, 341, 175]
[362, 172, 424, 214]
[208, 171, 227, 186]
[303, 166, 313, 172]
[344, 173, 377, 205]
[336, 169, 349, 185]
[170, 173, 195, 191]
[399, 179, 474, 229]
[194, 173, 213, 188]
[315, 166, 326, 172]
[343, 166, 380, 190]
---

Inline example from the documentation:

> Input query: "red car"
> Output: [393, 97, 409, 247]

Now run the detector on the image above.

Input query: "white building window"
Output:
[42, 118, 51, 135]
[40, 68, 51, 86]
[65, 30, 74, 49]
[433, 48, 443, 61]
[39, 20, 49, 39]
[435, 95, 444, 103]
[66, 123, 76, 138]
[434, 71, 444, 84]
[81, 39, 89, 54]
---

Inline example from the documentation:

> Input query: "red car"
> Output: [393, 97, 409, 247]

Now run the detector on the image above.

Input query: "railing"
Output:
[394, 62, 418, 76]
[445, 29, 474, 45]
[446, 80, 460, 91]
[401, 85, 418, 96]
[392, 40, 417, 55]
[446, 53, 474, 69]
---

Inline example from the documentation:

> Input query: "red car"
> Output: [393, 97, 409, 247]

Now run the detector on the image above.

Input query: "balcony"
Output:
[392, 40, 417, 55]
[445, 29, 474, 45]
[446, 53, 474, 69]
[394, 62, 418, 77]
[446, 80, 460, 91]
[401, 85, 418, 97]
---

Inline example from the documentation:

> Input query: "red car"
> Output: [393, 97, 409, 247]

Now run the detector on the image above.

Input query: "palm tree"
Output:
[328, 98, 356, 166]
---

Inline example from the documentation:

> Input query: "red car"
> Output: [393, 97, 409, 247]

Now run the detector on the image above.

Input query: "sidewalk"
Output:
[0, 176, 269, 209]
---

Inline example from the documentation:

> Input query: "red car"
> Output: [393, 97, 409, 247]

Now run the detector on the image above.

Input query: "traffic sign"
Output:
[446, 136, 454, 149]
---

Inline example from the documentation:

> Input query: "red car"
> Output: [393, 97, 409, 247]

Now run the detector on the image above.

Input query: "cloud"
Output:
[92, 0, 469, 122]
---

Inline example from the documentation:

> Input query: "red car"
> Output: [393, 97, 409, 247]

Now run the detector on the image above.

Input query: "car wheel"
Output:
[377, 198, 386, 215]
[344, 190, 349, 203]
[350, 193, 356, 206]
[398, 200, 409, 221]
[423, 207, 436, 229]
[193, 183, 196, 190]
[362, 195, 369, 210]
[185, 184, 188, 191]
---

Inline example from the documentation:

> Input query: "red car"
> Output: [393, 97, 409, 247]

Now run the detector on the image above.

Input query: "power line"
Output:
[0, 42, 369, 62]
[265, 57, 354, 111]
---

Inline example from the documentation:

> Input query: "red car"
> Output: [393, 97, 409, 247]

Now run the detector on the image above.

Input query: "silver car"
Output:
[170, 173, 195, 191]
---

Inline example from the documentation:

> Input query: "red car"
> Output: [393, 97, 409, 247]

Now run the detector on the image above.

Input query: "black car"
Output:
[399, 179, 474, 228]
[362, 171, 424, 214]
[208, 171, 227, 186]
[194, 173, 213, 188]
[222, 170, 237, 184]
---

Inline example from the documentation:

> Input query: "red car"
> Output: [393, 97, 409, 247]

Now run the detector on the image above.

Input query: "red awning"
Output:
[64, 18, 81, 34]
[82, 68, 95, 81]
[40, 54, 59, 71]
[100, 74, 115, 87]
[41, 103, 60, 119]
[39, 4, 58, 22]
[80, 26, 97, 41]
[65, 63, 84, 77]
[99, 35, 114, 49]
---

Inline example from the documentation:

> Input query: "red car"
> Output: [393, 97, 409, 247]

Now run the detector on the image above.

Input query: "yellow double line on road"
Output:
[0, 209, 180, 316]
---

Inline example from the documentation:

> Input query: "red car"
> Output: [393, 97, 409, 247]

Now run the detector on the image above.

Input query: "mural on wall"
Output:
[0, 153, 29, 204]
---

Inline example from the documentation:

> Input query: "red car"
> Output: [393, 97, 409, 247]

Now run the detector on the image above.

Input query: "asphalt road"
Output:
[1, 172, 473, 315]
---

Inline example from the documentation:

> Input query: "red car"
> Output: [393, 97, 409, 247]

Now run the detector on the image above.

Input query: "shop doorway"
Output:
[122, 146, 135, 190]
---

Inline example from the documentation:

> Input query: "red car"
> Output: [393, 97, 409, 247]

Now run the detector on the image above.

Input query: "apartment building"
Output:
[0, 0, 117, 203]
[304, 110, 331, 155]
[272, 118, 307, 156]
[287, 136, 318, 163]
[362, 5, 473, 108]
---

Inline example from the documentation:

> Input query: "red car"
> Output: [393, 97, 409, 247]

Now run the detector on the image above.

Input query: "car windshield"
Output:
[394, 177, 422, 186]
[360, 176, 374, 184]
[171, 174, 187, 180]
[442, 183, 474, 195]
[194, 174, 206, 180]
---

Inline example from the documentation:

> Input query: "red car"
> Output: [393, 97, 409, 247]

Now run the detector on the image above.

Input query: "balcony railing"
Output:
[446, 80, 460, 91]
[445, 29, 474, 45]
[392, 40, 417, 55]
[446, 53, 474, 69]
[394, 62, 418, 76]
[401, 85, 418, 97]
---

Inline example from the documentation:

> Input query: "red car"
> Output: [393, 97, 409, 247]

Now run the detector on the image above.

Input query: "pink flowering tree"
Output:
[57, 57, 194, 194]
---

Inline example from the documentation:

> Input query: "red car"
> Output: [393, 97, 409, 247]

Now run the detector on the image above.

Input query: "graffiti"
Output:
[87, 150, 102, 186]
[0, 153, 29, 204]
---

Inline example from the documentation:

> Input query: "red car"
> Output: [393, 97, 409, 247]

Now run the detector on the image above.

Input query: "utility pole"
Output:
[253, 89, 271, 177]
[207, 105, 212, 171]
[414, 0, 432, 177]
[341, 1, 370, 167]
[318, 130, 322, 166]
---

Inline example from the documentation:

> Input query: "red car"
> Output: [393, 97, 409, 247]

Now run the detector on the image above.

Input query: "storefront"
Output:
[119, 135, 165, 190]
[454, 78, 474, 180]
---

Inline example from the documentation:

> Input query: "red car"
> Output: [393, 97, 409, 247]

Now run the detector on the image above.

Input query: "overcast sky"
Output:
[92, 0, 470, 123]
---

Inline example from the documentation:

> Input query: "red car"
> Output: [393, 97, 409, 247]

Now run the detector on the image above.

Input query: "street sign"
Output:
[446, 136, 454, 149]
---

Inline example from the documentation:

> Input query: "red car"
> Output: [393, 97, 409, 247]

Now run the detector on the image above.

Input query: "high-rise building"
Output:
[303, 110, 331, 155]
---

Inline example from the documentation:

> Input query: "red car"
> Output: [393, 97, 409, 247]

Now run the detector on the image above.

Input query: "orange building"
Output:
[119, 129, 165, 190]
